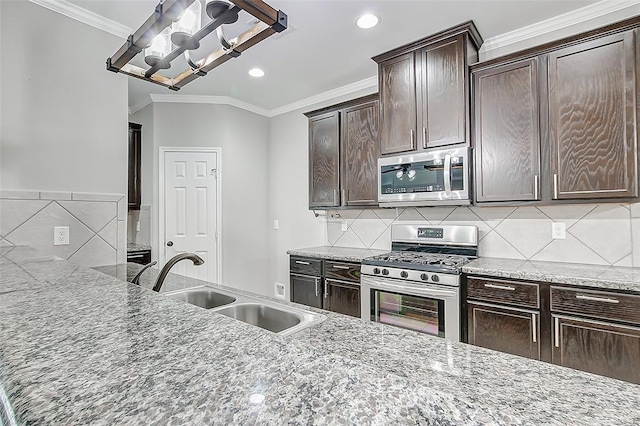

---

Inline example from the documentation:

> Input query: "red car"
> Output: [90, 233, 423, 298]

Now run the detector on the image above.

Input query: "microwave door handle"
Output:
[444, 154, 452, 193]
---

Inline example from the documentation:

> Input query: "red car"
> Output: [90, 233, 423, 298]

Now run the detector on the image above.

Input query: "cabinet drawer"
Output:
[290, 256, 322, 276]
[551, 286, 640, 325]
[467, 277, 539, 309]
[324, 261, 360, 282]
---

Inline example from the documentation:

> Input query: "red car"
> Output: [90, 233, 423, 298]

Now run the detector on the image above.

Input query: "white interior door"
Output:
[163, 150, 219, 282]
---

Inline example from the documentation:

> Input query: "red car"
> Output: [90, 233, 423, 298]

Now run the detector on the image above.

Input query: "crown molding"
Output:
[129, 97, 153, 115]
[27, 0, 131, 39]
[142, 75, 378, 117]
[480, 0, 640, 55]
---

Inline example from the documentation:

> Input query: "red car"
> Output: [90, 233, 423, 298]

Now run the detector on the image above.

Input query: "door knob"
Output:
[166, 241, 173, 247]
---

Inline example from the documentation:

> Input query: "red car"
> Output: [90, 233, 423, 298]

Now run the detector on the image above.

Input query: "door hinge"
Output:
[211, 168, 218, 179]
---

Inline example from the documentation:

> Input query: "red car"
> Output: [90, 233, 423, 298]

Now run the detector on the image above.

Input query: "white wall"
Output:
[267, 87, 376, 298]
[0, 1, 127, 195]
[131, 103, 271, 295]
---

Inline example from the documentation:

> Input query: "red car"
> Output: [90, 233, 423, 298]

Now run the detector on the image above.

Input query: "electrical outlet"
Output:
[341, 220, 348, 232]
[551, 222, 566, 239]
[273, 219, 279, 230]
[53, 226, 69, 246]
[274, 282, 286, 299]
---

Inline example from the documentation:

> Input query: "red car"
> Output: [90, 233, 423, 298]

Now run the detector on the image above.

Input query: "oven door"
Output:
[378, 147, 469, 207]
[361, 275, 460, 341]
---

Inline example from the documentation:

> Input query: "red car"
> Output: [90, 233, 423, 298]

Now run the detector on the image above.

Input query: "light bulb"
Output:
[396, 170, 404, 179]
[407, 169, 416, 179]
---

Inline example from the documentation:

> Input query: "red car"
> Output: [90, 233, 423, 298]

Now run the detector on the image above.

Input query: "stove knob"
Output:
[420, 273, 429, 281]
[373, 268, 381, 275]
[382, 269, 389, 276]
[431, 274, 440, 282]
[400, 271, 408, 278]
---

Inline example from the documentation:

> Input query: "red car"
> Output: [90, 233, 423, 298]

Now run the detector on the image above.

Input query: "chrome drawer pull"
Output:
[576, 294, 619, 304]
[484, 283, 516, 291]
[531, 313, 537, 343]
[554, 317, 559, 348]
[332, 265, 350, 270]
[295, 261, 311, 265]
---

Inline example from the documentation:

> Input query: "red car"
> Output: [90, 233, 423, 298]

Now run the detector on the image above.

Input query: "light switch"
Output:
[551, 222, 566, 239]
[273, 219, 279, 230]
[54, 226, 69, 245]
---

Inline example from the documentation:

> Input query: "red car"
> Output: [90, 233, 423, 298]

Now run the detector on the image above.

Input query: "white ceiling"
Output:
[65, 0, 602, 111]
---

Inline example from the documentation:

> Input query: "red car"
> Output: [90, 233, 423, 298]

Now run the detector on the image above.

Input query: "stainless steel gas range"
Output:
[360, 224, 478, 341]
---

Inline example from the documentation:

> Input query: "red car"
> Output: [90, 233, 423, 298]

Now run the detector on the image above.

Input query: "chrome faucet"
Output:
[152, 253, 204, 292]
[130, 261, 157, 285]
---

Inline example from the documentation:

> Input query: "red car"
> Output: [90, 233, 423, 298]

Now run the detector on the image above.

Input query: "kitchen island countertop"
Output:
[286, 245, 389, 262]
[2, 246, 640, 425]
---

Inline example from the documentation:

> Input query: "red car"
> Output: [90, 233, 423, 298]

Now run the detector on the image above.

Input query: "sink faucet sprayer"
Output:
[152, 253, 204, 292]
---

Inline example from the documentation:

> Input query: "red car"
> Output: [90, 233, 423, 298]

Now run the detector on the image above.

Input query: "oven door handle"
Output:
[363, 276, 457, 297]
[444, 153, 452, 194]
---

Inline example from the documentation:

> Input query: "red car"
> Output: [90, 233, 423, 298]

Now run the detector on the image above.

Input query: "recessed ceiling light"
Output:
[356, 14, 379, 29]
[248, 68, 265, 78]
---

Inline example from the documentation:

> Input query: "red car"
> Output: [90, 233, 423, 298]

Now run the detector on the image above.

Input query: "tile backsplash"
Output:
[327, 203, 640, 267]
[0, 190, 126, 266]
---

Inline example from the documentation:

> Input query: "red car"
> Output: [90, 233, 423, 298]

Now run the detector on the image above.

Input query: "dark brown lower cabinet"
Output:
[552, 315, 640, 384]
[290, 273, 323, 309]
[468, 302, 540, 360]
[324, 279, 360, 318]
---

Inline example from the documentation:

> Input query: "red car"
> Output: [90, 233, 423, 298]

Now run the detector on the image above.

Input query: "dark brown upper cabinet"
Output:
[473, 58, 541, 202]
[548, 31, 637, 200]
[306, 94, 379, 209]
[308, 111, 340, 208]
[128, 122, 142, 211]
[374, 22, 482, 156]
[471, 19, 640, 205]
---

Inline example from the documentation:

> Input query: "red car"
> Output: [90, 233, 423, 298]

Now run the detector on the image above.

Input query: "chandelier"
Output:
[106, 0, 287, 90]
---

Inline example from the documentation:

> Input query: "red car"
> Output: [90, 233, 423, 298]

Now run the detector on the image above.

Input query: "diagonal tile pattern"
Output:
[326, 203, 640, 267]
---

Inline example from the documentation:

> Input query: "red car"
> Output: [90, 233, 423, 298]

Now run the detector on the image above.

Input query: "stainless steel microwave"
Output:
[378, 147, 470, 207]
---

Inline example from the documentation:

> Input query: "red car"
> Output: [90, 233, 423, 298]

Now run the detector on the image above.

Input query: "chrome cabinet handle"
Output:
[554, 317, 560, 348]
[531, 313, 537, 343]
[422, 127, 427, 149]
[410, 129, 416, 150]
[534, 174, 539, 200]
[576, 294, 619, 304]
[332, 265, 350, 270]
[324, 279, 329, 299]
[484, 283, 516, 291]
[333, 189, 339, 206]
[553, 173, 558, 199]
[314, 277, 319, 297]
[341, 189, 346, 206]
[295, 260, 311, 265]
[128, 254, 145, 259]
[444, 154, 452, 193]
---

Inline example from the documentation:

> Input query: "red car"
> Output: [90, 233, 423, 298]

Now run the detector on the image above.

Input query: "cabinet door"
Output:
[341, 100, 379, 206]
[548, 30, 637, 200]
[379, 52, 417, 155]
[552, 315, 640, 384]
[128, 123, 142, 210]
[290, 274, 323, 309]
[419, 35, 466, 149]
[309, 111, 340, 207]
[324, 278, 361, 318]
[473, 59, 541, 202]
[468, 302, 540, 360]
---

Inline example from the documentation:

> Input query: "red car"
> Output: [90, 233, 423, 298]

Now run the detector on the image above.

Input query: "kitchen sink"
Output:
[164, 285, 325, 336]
[164, 286, 236, 309]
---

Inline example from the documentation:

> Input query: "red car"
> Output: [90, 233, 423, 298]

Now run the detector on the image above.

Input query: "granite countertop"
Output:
[287, 246, 389, 262]
[2, 246, 640, 424]
[127, 243, 151, 252]
[463, 257, 640, 293]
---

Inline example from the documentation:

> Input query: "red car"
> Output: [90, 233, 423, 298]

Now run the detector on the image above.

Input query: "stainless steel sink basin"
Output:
[214, 303, 301, 333]
[165, 287, 236, 309]
[164, 285, 325, 336]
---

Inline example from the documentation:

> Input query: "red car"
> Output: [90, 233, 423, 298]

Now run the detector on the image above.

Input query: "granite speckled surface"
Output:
[127, 243, 152, 252]
[2, 246, 640, 424]
[463, 257, 640, 293]
[287, 246, 389, 262]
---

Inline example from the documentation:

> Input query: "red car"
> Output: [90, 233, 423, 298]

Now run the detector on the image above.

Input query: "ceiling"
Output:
[65, 0, 601, 112]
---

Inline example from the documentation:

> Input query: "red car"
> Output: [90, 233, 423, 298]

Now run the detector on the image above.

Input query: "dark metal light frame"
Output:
[106, 0, 287, 91]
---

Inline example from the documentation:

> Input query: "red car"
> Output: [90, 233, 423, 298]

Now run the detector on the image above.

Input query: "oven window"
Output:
[373, 289, 445, 337]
